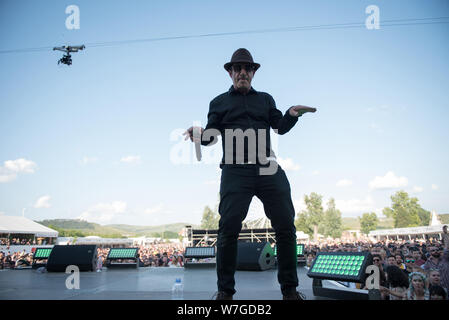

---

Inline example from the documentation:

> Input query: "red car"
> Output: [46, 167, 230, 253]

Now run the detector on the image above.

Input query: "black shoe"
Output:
[214, 291, 234, 300]
[283, 291, 306, 300]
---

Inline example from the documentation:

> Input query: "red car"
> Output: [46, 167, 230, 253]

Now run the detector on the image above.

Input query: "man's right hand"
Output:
[183, 126, 204, 143]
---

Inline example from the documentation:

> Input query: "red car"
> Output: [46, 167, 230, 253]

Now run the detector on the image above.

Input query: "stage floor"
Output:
[0, 266, 336, 300]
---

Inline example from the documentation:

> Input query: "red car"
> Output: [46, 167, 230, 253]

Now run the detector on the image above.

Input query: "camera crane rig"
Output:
[53, 45, 85, 65]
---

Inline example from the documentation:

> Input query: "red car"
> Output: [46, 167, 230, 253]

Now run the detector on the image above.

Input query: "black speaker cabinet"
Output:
[46, 245, 97, 272]
[236, 241, 275, 271]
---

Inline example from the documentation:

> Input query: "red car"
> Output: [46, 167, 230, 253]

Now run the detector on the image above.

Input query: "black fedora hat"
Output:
[224, 48, 260, 71]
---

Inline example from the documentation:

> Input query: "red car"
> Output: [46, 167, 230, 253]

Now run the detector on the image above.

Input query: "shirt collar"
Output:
[228, 85, 257, 95]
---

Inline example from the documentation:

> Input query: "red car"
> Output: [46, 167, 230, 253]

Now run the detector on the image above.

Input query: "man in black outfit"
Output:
[184, 48, 316, 300]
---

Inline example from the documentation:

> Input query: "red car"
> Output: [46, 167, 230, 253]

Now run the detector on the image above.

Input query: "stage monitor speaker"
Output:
[236, 241, 275, 271]
[46, 245, 97, 272]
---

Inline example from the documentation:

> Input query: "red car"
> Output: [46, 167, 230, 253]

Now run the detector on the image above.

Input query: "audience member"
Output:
[396, 254, 406, 270]
[380, 265, 409, 300]
[404, 255, 416, 275]
[442, 225, 448, 250]
[423, 246, 442, 271]
[410, 247, 426, 267]
[387, 255, 397, 267]
[429, 285, 447, 300]
[372, 254, 387, 287]
[306, 252, 315, 268]
[405, 272, 429, 300]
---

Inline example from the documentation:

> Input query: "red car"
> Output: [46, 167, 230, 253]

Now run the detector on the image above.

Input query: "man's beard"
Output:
[236, 80, 250, 93]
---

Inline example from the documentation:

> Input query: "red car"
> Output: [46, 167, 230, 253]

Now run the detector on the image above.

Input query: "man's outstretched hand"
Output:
[289, 105, 317, 117]
[183, 126, 204, 142]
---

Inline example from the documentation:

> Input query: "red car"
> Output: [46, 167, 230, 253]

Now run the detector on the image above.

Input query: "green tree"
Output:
[201, 205, 219, 229]
[359, 212, 379, 235]
[321, 198, 342, 238]
[48, 225, 86, 237]
[417, 208, 431, 226]
[295, 192, 324, 239]
[294, 212, 310, 236]
[161, 231, 179, 239]
[383, 190, 422, 228]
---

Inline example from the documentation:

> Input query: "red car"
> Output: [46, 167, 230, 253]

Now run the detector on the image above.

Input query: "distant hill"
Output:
[107, 223, 197, 236]
[37, 219, 199, 238]
[38, 219, 97, 230]
[342, 217, 394, 231]
[439, 213, 449, 224]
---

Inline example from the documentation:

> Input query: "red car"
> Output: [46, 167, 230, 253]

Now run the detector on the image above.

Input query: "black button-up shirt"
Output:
[201, 86, 299, 167]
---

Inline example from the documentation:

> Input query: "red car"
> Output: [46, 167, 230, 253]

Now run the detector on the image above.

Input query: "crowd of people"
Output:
[0, 241, 187, 270]
[2, 228, 448, 301]
[0, 236, 54, 246]
[96, 242, 186, 269]
[0, 237, 35, 246]
[0, 250, 33, 269]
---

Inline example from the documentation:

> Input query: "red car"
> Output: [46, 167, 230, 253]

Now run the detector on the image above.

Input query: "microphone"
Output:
[193, 127, 202, 162]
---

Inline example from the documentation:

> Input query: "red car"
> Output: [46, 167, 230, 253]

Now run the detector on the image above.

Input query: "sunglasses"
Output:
[232, 64, 256, 73]
[373, 259, 381, 262]
[406, 259, 415, 263]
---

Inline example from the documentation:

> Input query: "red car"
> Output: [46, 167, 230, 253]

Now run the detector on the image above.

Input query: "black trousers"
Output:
[216, 163, 298, 295]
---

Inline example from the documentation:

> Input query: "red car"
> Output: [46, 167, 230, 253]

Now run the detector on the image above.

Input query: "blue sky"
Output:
[0, 0, 448, 226]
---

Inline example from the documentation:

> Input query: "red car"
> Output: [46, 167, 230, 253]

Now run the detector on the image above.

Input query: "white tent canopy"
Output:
[0, 215, 58, 238]
[369, 224, 445, 238]
[75, 237, 133, 245]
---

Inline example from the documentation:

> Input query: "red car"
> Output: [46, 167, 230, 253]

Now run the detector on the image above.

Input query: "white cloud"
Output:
[34, 195, 51, 208]
[334, 196, 376, 215]
[277, 157, 300, 171]
[81, 156, 98, 165]
[293, 198, 307, 213]
[0, 167, 17, 183]
[412, 186, 424, 194]
[78, 201, 127, 224]
[120, 155, 141, 164]
[432, 184, 439, 190]
[0, 158, 37, 183]
[336, 179, 353, 187]
[369, 122, 383, 134]
[369, 171, 408, 190]
[144, 204, 164, 215]
[4, 158, 37, 173]
[311, 170, 320, 176]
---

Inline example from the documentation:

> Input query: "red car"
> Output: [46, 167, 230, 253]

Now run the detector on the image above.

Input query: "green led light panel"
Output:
[185, 247, 215, 257]
[311, 254, 364, 276]
[108, 248, 138, 259]
[34, 248, 52, 258]
[307, 252, 372, 283]
[274, 244, 304, 256]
